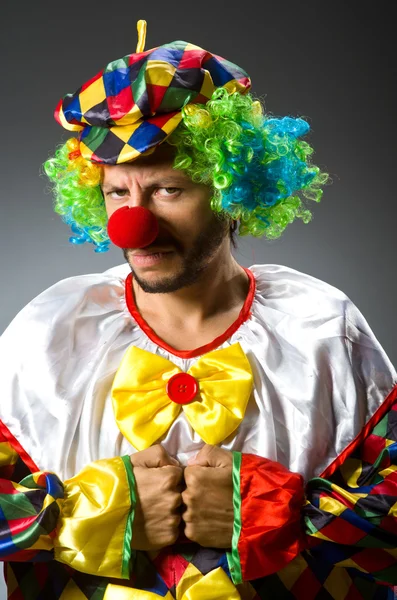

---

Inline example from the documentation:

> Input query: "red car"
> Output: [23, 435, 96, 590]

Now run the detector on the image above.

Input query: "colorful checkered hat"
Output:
[55, 21, 251, 165]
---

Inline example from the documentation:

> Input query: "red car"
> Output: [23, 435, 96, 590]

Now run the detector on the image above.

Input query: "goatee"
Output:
[123, 215, 230, 293]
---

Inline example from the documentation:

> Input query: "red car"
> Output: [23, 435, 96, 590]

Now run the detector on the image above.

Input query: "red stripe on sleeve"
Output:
[238, 453, 306, 580]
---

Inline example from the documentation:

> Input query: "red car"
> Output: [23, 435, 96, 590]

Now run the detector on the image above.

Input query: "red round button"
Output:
[166, 373, 199, 405]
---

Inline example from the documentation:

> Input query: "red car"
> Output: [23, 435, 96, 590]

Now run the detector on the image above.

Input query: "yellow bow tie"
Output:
[111, 343, 253, 451]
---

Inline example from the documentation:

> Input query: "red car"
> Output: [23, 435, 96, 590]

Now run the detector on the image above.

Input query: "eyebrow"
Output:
[101, 175, 192, 193]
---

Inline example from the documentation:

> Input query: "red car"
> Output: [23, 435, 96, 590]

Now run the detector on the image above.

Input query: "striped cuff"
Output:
[228, 452, 305, 583]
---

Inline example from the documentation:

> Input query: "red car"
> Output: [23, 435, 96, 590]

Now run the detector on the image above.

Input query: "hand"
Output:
[130, 445, 183, 550]
[182, 445, 234, 548]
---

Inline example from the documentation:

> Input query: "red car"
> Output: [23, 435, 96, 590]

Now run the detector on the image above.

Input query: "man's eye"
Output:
[157, 187, 181, 196]
[109, 189, 128, 199]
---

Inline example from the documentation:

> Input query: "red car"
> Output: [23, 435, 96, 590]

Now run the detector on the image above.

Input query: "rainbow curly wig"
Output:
[44, 89, 328, 253]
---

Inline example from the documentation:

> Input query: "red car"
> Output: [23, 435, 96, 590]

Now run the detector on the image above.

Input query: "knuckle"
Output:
[163, 518, 181, 545]
[170, 492, 182, 510]
[159, 475, 173, 493]
[168, 514, 181, 529]
[162, 467, 180, 489]
[173, 466, 184, 482]
[181, 490, 191, 505]
[182, 508, 193, 523]
[184, 468, 198, 487]
[167, 466, 181, 482]
[184, 523, 196, 541]
[167, 530, 179, 545]
[154, 444, 167, 459]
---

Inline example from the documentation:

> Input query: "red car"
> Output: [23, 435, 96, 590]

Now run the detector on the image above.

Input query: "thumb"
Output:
[130, 444, 180, 468]
[188, 444, 230, 467]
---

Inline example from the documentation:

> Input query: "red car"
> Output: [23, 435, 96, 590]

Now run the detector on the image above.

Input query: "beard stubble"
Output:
[123, 214, 230, 294]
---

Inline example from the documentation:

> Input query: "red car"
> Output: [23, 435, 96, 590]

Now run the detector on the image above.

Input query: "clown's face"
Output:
[102, 144, 231, 293]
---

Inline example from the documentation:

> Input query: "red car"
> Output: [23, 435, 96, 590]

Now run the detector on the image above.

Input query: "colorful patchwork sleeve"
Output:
[228, 385, 397, 587]
[0, 427, 136, 579]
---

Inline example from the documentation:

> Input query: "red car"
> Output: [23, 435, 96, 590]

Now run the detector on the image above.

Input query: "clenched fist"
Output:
[182, 445, 234, 548]
[130, 445, 183, 550]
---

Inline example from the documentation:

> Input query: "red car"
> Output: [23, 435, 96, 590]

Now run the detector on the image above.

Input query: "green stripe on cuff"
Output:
[120, 455, 137, 579]
[227, 451, 243, 585]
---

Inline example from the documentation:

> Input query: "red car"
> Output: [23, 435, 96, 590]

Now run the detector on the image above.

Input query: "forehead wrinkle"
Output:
[102, 163, 191, 191]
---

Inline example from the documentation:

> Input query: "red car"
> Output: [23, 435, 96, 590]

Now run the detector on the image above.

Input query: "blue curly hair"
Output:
[44, 88, 329, 252]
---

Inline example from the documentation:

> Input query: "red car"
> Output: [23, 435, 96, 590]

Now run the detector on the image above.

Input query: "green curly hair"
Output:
[44, 88, 329, 252]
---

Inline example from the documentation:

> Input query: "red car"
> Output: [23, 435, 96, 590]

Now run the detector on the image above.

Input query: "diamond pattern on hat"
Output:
[220, 56, 253, 81]
[83, 99, 112, 127]
[81, 126, 109, 153]
[145, 62, 176, 88]
[80, 70, 103, 93]
[202, 56, 240, 87]
[63, 94, 82, 123]
[128, 121, 167, 153]
[170, 67, 205, 92]
[132, 64, 151, 115]
[116, 105, 144, 127]
[128, 49, 151, 66]
[158, 112, 183, 135]
[88, 129, 127, 164]
[79, 76, 106, 115]
[56, 39, 251, 164]
[149, 46, 185, 67]
[103, 67, 131, 97]
[107, 86, 134, 121]
[149, 111, 181, 131]
[178, 49, 209, 69]
[104, 55, 129, 74]
[135, 86, 151, 116]
[147, 84, 169, 111]
[115, 144, 141, 164]
[127, 55, 149, 83]
[159, 86, 198, 112]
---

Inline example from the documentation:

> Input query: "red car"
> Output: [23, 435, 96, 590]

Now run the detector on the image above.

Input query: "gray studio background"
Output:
[0, 0, 396, 596]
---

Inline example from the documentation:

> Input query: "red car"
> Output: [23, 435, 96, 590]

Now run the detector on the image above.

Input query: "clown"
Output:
[1, 20, 397, 600]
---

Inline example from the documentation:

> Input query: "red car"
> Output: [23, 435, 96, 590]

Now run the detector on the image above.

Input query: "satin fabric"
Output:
[103, 567, 241, 599]
[235, 452, 306, 582]
[228, 451, 243, 583]
[0, 469, 62, 557]
[111, 343, 253, 450]
[56, 38, 250, 165]
[0, 442, 18, 468]
[0, 264, 396, 483]
[54, 456, 134, 578]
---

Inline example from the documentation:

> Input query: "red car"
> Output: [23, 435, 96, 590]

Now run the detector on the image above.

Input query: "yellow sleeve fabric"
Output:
[0, 437, 135, 578]
[54, 455, 136, 579]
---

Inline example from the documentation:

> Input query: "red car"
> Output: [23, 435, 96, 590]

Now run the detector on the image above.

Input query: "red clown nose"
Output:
[107, 206, 159, 249]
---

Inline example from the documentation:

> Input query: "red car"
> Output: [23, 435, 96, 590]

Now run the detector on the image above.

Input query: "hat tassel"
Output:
[136, 20, 147, 53]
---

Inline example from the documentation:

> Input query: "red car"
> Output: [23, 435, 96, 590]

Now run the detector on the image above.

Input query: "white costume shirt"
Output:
[1, 263, 395, 482]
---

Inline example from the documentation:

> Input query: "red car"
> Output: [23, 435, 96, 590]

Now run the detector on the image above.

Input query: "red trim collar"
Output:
[124, 267, 256, 359]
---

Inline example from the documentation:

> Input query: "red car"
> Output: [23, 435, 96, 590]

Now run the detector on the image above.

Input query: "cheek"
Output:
[103, 198, 113, 219]
[169, 193, 213, 236]
[164, 207, 211, 245]
[104, 199, 126, 219]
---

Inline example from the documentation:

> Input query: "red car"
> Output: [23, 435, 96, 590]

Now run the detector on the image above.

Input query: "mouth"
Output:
[131, 246, 172, 256]
[130, 249, 175, 267]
